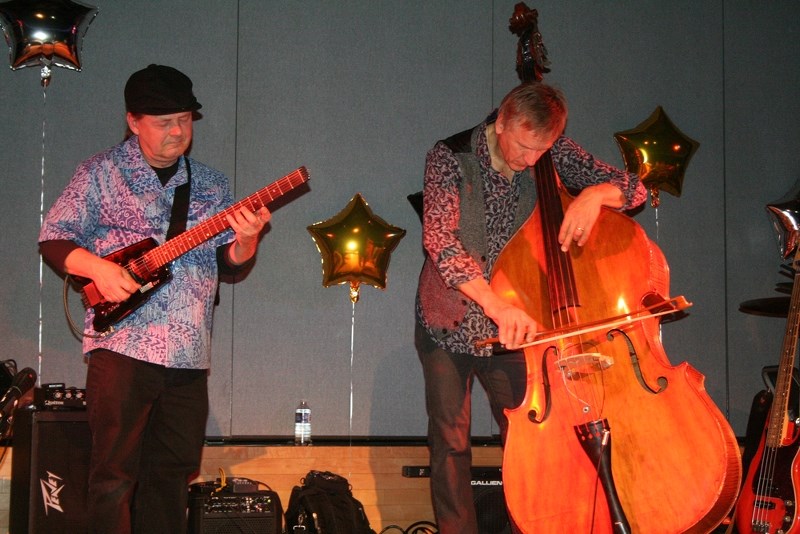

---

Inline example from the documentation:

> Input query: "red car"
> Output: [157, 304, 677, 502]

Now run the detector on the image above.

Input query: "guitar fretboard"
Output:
[136, 167, 308, 274]
[766, 247, 800, 448]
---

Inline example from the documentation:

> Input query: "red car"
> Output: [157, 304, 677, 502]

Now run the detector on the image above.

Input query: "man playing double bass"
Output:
[414, 81, 646, 533]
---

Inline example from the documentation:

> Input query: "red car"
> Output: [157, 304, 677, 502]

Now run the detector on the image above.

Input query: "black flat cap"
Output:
[124, 64, 202, 115]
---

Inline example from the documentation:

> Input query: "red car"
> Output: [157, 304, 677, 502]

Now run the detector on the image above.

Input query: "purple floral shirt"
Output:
[39, 136, 234, 368]
[418, 121, 646, 356]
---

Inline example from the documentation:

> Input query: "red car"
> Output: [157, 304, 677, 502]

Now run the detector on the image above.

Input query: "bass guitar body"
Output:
[736, 394, 800, 533]
[78, 238, 171, 332]
[735, 241, 800, 534]
[492, 198, 742, 534]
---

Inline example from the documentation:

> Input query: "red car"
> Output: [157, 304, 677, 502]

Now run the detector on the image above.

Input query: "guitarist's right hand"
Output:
[64, 247, 141, 303]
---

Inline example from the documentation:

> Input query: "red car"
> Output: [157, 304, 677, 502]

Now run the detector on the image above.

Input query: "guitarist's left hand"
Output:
[226, 206, 271, 265]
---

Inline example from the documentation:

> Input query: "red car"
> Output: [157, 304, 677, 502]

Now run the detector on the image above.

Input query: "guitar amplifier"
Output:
[187, 481, 282, 534]
[34, 383, 87, 410]
[471, 467, 512, 534]
[403, 465, 512, 534]
[9, 409, 91, 533]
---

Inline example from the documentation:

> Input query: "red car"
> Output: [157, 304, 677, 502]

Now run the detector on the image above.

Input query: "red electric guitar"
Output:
[735, 245, 800, 534]
[79, 166, 309, 333]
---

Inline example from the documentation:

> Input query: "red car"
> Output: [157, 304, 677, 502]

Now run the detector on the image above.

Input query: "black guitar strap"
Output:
[166, 156, 191, 241]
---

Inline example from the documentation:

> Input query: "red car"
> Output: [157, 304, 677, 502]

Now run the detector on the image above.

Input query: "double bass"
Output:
[491, 4, 742, 532]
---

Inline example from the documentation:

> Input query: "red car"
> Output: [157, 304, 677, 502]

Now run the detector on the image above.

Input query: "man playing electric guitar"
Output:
[38, 64, 272, 534]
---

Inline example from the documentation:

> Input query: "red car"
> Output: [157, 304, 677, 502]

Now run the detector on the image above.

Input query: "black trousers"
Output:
[85, 349, 208, 534]
[415, 323, 526, 534]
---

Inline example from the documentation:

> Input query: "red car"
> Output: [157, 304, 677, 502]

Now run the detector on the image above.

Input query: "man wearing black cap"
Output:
[39, 64, 270, 533]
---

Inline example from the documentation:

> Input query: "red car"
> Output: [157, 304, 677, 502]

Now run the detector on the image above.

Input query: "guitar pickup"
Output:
[753, 499, 777, 510]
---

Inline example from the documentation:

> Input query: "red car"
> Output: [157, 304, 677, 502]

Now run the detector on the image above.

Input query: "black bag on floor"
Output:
[285, 470, 376, 534]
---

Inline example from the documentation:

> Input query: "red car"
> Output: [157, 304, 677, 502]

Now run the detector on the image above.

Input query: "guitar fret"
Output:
[140, 167, 308, 269]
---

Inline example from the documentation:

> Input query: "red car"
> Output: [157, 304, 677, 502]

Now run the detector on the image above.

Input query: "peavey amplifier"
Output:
[9, 409, 91, 534]
[188, 480, 282, 534]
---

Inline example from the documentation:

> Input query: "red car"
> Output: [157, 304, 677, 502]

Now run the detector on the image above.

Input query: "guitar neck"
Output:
[140, 167, 308, 271]
[766, 247, 800, 447]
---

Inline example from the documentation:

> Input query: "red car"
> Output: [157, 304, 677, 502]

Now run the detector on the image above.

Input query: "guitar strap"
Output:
[164, 158, 221, 306]
[166, 156, 191, 241]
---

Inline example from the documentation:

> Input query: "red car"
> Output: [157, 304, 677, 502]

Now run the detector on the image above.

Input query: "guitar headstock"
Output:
[509, 2, 550, 83]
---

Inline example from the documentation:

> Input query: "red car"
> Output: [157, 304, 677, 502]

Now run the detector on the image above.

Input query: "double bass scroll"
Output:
[509, 3, 550, 83]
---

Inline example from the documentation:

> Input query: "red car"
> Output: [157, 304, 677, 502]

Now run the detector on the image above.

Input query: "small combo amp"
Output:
[402, 465, 512, 534]
[34, 383, 87, 410]
[188, 480, 283, 534]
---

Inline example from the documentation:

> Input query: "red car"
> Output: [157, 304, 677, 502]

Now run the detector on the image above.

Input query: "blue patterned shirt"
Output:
[39, 136, 234, 368]
[418, 121, 647, 356]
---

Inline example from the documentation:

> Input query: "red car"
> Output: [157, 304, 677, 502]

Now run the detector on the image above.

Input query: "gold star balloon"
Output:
[308, 193, 406, 303]
[614, 106, 699, 208]
[0, 0, 98, 86]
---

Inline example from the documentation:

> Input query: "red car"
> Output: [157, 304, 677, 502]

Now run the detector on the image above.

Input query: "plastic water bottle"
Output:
[294, 400, 311, 445]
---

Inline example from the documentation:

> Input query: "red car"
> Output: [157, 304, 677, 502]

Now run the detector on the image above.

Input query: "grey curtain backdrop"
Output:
[0, 1, 797, 439]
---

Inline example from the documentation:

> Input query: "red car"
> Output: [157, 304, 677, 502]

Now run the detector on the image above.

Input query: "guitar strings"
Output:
[122, 169, 307, 277]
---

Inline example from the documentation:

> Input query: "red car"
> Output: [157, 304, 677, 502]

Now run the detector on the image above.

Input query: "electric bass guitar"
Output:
[735, 245, 800, 534]
[79, 166, 309, 333]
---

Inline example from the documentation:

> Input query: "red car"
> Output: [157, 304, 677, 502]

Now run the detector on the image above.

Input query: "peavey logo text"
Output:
[40, 471, 66, 515]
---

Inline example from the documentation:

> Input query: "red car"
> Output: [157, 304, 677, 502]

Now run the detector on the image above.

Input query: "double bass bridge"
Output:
[555, 351, 614, 378]
[552, 345, 615, 417]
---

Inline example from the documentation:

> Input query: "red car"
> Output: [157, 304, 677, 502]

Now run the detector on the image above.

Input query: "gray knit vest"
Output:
[417, 122, 537, 340]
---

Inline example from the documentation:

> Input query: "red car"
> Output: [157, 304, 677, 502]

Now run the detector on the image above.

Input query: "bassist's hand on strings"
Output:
[457, 277, 539, 350]
[558, 183, 626, 251]
[492, 302, 539, 350]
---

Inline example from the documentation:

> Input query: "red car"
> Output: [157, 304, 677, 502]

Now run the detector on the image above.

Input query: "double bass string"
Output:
[533, 153, 606, 425]
[532, 151, 614, 530]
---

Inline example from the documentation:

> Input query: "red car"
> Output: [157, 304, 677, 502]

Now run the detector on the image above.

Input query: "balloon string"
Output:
[349, 295, 356, 447]
[37, 83, 49, 386]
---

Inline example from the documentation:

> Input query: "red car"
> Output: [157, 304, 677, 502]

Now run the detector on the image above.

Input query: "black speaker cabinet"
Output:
[471, 466, 512, 534]
[9, 408, 91, 534]
[402, 464, 512, 534]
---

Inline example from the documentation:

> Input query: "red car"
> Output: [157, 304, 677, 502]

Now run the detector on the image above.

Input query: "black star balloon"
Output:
[614, 106, 699, 208]
[308, 193, 406, 303]
[766, 179, 800, 260]
[0, 0, 98, 85]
